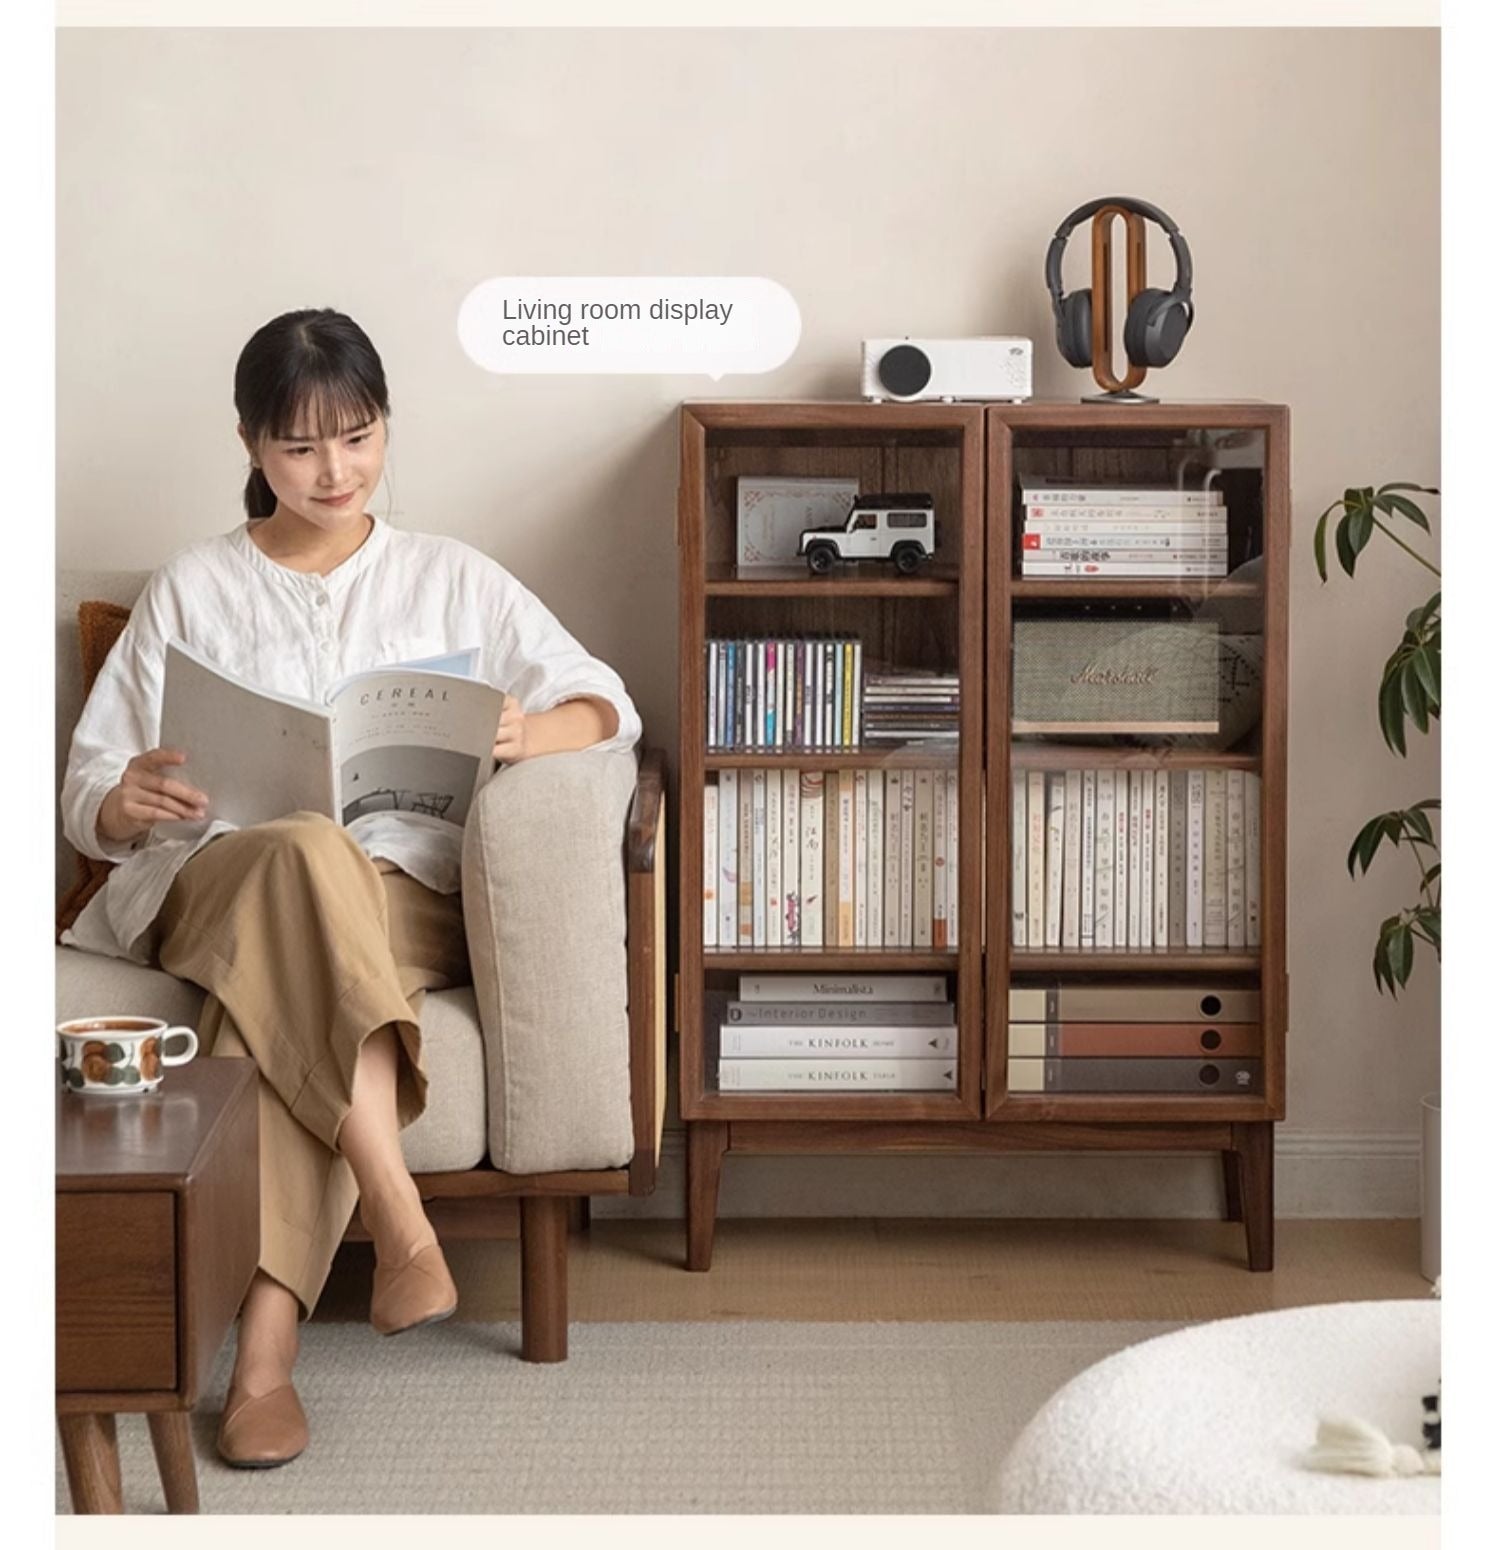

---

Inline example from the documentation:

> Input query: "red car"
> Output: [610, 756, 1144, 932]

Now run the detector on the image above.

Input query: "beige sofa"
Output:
[56, 569, 666, 1360]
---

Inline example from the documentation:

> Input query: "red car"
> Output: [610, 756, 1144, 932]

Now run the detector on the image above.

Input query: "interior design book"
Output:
[724, 999, 954, 1026]
[719, 1058, 956, 1091]
[159, 639, 501, 838]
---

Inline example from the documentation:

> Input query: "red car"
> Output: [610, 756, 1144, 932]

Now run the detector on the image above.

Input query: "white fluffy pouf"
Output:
[990, 1300, 1440, 1515]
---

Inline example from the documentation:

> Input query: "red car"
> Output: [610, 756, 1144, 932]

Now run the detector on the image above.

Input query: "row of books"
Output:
[1019, 482, 1228, 578]
[704, 769, 960, 949]
[705, 639, 961, 752]
[716, 973, 956, 1091]
[1011, 767, 1262, 951]
[712, 976, 1262, 1094]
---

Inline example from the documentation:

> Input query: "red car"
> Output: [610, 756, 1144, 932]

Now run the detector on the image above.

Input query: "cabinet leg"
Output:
[686, 1121, 729, 1272]
[1231, 1121, 1274, 1271]
[58, 1412, 123, 1514]
[1220, 1149, 1244, 1222]
[146, 1411, 199, 1514]
[520, 1195, 569, 1363]
[567, 1196, 592, 1234]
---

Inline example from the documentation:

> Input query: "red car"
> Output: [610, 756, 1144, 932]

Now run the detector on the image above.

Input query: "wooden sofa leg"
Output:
[520, 1195, 569, 1362]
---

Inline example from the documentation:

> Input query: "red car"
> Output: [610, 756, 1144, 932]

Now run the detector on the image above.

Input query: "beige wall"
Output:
[57, 27, 1440, 1141]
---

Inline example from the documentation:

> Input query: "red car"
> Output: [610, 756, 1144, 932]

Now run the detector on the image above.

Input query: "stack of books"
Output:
[1019, 481, 1228, 578]
[1006, 983, 1261, 1094]
[706, 636, 862, 751]
[718, 974, 957, 1091]
[1010, 765, 1261, 952]
[861, 665, 960, 746]
[704, 767, 959, 949]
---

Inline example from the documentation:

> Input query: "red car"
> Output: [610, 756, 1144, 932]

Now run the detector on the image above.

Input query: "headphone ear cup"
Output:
[1057, 291, 1094, 368]
[1124, 287, 1191, 368]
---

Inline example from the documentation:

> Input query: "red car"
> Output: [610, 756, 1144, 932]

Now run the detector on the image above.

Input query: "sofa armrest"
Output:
[462, 747, 640, 1175]
[625, 746, 667, 1194]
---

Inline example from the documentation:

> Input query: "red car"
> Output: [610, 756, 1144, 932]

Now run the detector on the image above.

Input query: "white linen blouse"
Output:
[61, 514, 642, 964]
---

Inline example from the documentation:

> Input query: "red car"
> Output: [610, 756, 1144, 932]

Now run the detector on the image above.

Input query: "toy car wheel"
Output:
[805, 543, 837, 575]
[892, 543, 924, 575]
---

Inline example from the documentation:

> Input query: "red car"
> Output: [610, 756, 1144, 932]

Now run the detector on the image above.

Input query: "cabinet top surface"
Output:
[56, 1056, 255, 1183]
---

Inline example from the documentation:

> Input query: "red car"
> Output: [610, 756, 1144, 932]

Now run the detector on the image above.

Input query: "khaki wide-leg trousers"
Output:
[144, 811, 471, 1319]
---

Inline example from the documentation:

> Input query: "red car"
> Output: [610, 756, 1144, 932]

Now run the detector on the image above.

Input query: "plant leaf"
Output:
[1313, 508, 1331, 582]
[1378, 670, 1408, 756]
[1348, 815, 1386, 876]
[1335, 513, 1359, 577]
[1412, 645, 1439, 711]
[1421, 862, 1442, 888]
[1383, 492, 1431, 531]
[1405, 806, 1434, 845]
[1378, 482, 1439, 496]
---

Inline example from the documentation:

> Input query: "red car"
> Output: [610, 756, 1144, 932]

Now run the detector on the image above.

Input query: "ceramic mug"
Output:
[57, 1016, 199, 1096]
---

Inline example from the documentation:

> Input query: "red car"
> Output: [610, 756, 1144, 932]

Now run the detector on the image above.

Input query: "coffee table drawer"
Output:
[56, 1192, 177, 1393]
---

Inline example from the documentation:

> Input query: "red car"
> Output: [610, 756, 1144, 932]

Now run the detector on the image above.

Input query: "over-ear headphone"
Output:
[1045, 196, 1195, 371]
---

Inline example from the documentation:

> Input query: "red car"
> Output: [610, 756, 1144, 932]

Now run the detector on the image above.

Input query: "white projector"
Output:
[862, 337, 1032, 402]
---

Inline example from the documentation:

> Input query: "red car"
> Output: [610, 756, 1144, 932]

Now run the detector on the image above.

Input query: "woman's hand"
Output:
[96, 749, 210, 847]
[492, 694, 530, 765]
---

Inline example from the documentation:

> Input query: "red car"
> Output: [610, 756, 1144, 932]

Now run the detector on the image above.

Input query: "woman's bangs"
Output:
[267, 367, 382, 442]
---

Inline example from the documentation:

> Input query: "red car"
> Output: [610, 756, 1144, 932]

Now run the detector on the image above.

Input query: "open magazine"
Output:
[158, 639, 507, 838]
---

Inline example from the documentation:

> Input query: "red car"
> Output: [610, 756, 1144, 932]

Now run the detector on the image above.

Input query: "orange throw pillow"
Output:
[56, 601, 132, 939]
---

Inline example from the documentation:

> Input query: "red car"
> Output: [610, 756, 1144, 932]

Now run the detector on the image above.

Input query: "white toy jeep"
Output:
[797, 493, 938, 575]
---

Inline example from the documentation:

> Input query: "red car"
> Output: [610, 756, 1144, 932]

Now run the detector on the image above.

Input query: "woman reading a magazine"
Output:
[60, 309, 641, 1468]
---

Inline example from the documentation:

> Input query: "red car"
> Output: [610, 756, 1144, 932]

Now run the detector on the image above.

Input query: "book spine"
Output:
[1186, 769, 1206, 948]
[835, 769, 854, 947]
[824, 775, 840, 947]
[1093, 765, 1115, 949]
[1153, 769, 1170, 949]
[1127, 769, 1144, 950]
[751, 767, 767, 948]
[1026, 770, 1046, 949]
[1246, 771, 1262, 948]
[722, 1025, 959, 1058]
[1168, 769, 1188, 947]
[799, 770, 824, 949]
[1021, 488, 1224, 507]
[703, 781, 718, 947]
[738, 974, 950, 1002]
[884, 770, 903, 948]
[854, 768, 869, 947]
[1007, 984, 1262, 1022]
[852, 639, 863, 748]
[932, 767, 948, 950]
[1044, 771, 1065, 948]
[782, 769, 801, 946]
[717, 769, 738, 946]
[1022, 514, 1229, 533]
[833, 642, 845, 751]
[866, 764, 883, 949]
[1113, 771, 1129, 948]
[1007, 1021, 1262, 1058]
[1204, 769, 1228, 949]
[753, 640, 764, 750]
[737, 770, 754, 944]
[1079, 768, 1096, 950]
[706, 642, 717, 750]
[766, 764, 783, 949]
[1062, 768, 1082, 949]
[946, 768, 959, 946]
[719, 1057, 957, 1091]
[1020, 561, 1228, 577]
[899, 770, 916, 948]
[1141, 769, 1157, 949]
[842, 641, 855, 748]
[765, 640, 777, 749]
[1011, 771, 1027, 947]
[915, 769, 935, 948]
[1226, 768, 1246, 950]
[1022, 530, 1229, 550]
[727, 1000, 956, 1026]
[1006, 1057, 1260, 1094]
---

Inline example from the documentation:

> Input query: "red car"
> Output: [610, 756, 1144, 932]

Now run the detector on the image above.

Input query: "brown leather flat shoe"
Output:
[370, 1242, 458, 1336]
[216, 1383, 308, 1469]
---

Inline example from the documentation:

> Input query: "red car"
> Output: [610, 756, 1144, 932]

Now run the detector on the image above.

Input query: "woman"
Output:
[59, 309, 641, 1468]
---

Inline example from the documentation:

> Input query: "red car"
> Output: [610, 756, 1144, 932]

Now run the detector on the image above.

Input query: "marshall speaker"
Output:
[862, 338, 1032, 402]
[1012, 618, 1221, 736]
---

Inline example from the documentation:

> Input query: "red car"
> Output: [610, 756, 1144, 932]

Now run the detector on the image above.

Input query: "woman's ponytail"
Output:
[243, 464, 278, 520]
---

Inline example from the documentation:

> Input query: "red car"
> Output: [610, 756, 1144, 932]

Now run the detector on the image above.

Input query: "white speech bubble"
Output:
[457, 276, 800, 381]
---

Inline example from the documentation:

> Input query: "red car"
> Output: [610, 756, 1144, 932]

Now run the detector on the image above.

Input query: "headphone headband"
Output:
[1045, 195, 1194, 302]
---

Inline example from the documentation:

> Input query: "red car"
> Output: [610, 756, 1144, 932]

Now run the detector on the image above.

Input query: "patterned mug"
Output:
[57, 1016, 199, 1096]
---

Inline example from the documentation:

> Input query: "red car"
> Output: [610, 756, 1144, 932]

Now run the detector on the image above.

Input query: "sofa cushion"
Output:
[55, 946, 487, 1172]
[462, 748, 637, 1174]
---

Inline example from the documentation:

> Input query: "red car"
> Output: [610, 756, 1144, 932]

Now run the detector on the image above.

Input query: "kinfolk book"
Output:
[159, 639, 502, 838]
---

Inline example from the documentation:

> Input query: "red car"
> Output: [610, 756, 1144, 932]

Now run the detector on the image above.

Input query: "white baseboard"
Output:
[594, 1129, 1421, 1221]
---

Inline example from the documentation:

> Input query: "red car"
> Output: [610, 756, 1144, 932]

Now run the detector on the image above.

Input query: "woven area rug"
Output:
[55, 1319, 1179, 1514]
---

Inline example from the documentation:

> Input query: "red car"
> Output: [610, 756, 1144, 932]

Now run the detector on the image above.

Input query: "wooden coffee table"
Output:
[56, 1057, 258, 1514]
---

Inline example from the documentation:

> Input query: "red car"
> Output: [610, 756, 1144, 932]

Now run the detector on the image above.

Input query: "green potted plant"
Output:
[1314, 481, 1440, 1277]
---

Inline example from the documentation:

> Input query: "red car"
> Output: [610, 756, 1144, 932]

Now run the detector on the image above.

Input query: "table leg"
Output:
[58, 1412, 123, 1514]
[147, 1411, 200, 1514]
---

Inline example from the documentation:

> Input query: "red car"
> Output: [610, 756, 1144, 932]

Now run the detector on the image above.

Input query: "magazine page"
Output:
[158, 639, 337, 834]
[327, 670, 506, 831]
[328, 646, 481, 697]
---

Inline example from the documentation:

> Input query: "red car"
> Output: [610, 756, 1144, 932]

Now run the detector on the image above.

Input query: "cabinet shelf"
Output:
[704, 948, 959, 971]
[705, 563, 960, 597]
[706, 748, 959, 770]
[1008, 948, 1262, 973]
[1007, 746, 1258, 771]
[1010, 578, 1262, 602]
